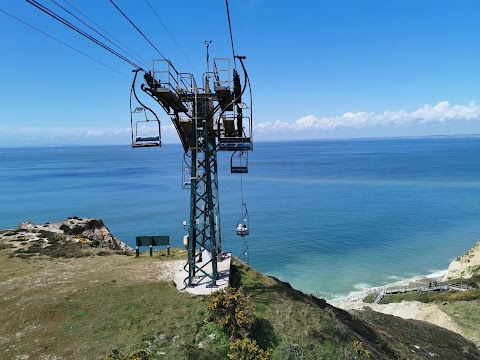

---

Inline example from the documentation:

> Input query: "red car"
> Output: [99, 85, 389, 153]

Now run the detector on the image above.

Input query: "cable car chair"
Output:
[230, 151, 248, 174]
[131, 107, 161, 148]
[236, 203, 249, 237]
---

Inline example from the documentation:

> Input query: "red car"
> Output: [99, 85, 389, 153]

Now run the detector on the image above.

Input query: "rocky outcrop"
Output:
[443, 240, 480, 281]
[56, 217, 131, 251]
[16, 217, 132, 252]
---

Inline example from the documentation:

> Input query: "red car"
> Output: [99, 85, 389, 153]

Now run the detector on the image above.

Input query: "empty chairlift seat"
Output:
[230, 151, 248, 174]
[132, 120, 162, 148]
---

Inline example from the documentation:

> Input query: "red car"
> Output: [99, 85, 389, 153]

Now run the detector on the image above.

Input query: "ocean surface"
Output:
[1, 137, 480, 299]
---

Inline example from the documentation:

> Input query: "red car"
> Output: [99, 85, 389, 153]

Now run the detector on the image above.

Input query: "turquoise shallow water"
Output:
[1, 137, 480, 299]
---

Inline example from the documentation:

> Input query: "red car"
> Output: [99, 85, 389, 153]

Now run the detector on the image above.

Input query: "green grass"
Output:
[379, 289, 480, 304]
[229, 259, 480, 359]
[447, 274, 480, 289]
[441, 300, 480, 346]
[0, 245, 205, 359]
[1, 242, 479, 360]
[362, 293, 376, 303]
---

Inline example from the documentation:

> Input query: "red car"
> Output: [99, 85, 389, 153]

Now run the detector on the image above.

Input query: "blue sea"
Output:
[1, 137, 480, 299]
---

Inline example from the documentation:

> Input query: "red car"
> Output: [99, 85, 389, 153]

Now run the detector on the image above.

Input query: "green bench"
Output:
[135, 235, 170, 257]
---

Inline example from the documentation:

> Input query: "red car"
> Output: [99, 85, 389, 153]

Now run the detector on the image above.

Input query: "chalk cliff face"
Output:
[16, 217, 132, 252]
[443, 240, 480, 281]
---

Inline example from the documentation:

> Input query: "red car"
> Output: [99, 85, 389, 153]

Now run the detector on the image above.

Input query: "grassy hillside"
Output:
[372, 271, 480, 347]
[231, 260, 480, 360]
[1, 234, 479, 359]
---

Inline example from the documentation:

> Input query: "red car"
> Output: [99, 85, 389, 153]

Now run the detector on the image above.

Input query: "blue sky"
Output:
[1, 0, 480, 146]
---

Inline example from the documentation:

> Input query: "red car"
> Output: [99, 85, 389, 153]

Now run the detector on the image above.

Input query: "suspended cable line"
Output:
[0, 7, 131, 79]
[225, 0, 236, 68]
[108, 0, 166, 61]
[25, 0, 143, 70]
[60, 0, 152, 72]
[51, 0, 151, 72]
[144, 0, 200, 76]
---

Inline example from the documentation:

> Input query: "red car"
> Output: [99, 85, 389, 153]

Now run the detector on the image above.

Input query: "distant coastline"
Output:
[1, 133, 480, 149]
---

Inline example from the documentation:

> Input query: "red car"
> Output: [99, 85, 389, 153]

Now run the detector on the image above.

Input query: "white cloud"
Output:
[2, 101, 480, 146]
[0, 123, 182, 146]
[73, 124, 178, 138]
[254, 101, 480, 135]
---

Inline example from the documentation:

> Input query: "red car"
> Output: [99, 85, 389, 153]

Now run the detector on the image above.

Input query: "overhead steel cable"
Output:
[60, 0, 152, 72]
[144, 0, 200, 77]
[108, 0, 166, 61]
[225, 0, 236, 69]
[0, 7, 131, 79]
[50, 0, 151, 72]
[25, 0, 143, 70]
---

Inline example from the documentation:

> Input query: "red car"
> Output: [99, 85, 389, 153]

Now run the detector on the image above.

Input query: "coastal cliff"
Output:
[443, 240, 480, 281]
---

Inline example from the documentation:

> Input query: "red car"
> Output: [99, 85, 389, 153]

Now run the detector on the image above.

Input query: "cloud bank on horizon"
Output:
[2, 101, 480, 146]
[255, 101, 480, 136]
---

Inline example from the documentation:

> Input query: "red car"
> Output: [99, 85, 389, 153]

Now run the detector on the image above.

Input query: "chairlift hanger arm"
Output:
[131, 69, 160, 122]
[237, 55, 253, 149]
[130, 69, 162, 148]
[216, 55, 249, 123]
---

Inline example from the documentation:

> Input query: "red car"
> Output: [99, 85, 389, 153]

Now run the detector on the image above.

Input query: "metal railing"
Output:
[213, 58, 230, 89]
[152, 59, 194, 95]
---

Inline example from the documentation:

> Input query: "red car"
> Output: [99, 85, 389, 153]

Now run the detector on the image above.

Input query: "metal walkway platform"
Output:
[174, 252, 232, 295]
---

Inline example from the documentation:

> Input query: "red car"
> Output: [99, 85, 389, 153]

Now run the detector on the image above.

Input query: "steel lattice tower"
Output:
[137, 54, 252, 288]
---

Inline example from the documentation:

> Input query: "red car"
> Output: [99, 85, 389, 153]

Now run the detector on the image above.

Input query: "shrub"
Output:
[227, 337, 270, 360]
[207, 287, 255, 340]
[352, 340, 371, 359]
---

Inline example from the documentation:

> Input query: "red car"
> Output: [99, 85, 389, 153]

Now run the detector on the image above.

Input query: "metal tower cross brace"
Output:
[187, 95, 222, 287]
